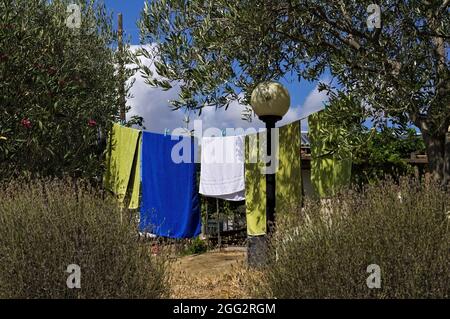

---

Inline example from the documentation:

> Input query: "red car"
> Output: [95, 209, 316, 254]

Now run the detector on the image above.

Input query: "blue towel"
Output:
[140, 132, 201, 239]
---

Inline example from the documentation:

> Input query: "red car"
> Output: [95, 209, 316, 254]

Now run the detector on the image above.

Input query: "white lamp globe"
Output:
[250, 82, 290, 118]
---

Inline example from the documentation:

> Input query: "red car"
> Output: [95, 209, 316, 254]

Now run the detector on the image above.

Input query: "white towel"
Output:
[199, 135, 245, 201]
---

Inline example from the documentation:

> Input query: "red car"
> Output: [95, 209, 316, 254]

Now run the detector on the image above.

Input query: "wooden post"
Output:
[205, 198, 209, 249]
[118, 13, 126, 123]
[117, 14, 126, 223]
[445, 128, 450, 188]
[300, 119, 305, 206]
[216, 198, 221, 249]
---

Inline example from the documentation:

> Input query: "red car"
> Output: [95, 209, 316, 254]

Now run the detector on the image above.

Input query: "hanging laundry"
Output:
[276, 120, 303, 213]
[103, 123, 141, 209]
[140, 132, 201, 239]
[308, 110, 352, 198]
[199, 135, 245, 201]
[245, 120, 302, 236]
[245, 132, 267, 236]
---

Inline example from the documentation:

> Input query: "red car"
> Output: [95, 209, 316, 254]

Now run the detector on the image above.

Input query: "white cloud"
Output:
[126, 45, 330, 134]
[297, 80, 330, 130]
[301, 82, 330, 117]
[198, 100, 264, 132]
[275, 79, 330, 130]
[127, 69, 186, 132]
[126, 45, 186, 132]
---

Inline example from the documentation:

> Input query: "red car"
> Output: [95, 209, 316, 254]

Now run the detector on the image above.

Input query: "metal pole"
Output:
[300, 119, 305, 203]
[260, 115, 281, 234]
[265, 119, 276, 234]
[118, 13, 126, 123]
[216, 198, 221, 249]
[247, 115, 281, 268]
[205, 198, 209, 249]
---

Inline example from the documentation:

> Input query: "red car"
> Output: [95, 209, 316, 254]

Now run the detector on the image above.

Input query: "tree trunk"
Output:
[446, 130, 450, 187]
[421, 128, 450, 186]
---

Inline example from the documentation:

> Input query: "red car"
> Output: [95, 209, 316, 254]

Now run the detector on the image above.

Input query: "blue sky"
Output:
[104, 0, 328, 133]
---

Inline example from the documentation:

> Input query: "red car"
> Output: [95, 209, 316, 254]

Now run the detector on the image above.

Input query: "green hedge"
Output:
[0, 179, 170, 299]
[0, 0, 126, 181]
[252, 178, 449, 298]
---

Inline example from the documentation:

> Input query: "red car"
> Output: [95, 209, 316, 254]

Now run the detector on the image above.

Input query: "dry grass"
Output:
[169, 248, 253, 299]
[0, 178, 170, 299]
[251, 177, 450, 299]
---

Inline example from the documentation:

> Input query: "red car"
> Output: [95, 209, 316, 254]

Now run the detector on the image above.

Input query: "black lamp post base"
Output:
[247, 235, 268, 268]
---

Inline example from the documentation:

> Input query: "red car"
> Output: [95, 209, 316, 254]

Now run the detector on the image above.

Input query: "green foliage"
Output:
[250, 178, 450, 298]
[182, 237, 207, 256]
[138, 0, 449, 180]
[138, 0, 449, 123]
[0, 0, 138, 182]
[0, 178, 170, 299]
[352, 128, 426, 184]
[309, 92, 366, 160]
[310, 92, 426, 184]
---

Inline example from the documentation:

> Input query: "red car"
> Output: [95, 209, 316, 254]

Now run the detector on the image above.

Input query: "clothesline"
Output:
[104, 109, 352, 240]
[128, 121, 306, 138]
[157, 114, 313, 137]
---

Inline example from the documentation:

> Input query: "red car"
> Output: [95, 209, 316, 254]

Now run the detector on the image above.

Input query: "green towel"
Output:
[103, 123, 141, 209]
[309, 111, 352, 198]
[245, 121, 302, 236]
[128, 135, 141, 209]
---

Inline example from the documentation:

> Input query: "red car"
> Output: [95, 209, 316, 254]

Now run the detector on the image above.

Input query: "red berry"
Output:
[21, 118, 32, 129]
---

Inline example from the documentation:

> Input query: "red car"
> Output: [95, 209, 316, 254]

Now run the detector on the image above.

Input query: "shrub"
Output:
[250, 178, 450, 298]
[0, 179, 170, 299]
[0, 0, 140, 182]
[183, 237, 208, 256]
[351, 128, 426, 185]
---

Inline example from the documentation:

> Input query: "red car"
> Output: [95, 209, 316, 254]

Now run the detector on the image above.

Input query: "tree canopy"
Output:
[0, 0, 130, 181]
[137, 0, 449, 183]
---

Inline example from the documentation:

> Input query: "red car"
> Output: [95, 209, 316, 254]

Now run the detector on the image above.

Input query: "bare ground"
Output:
[170, 247, 250, 299]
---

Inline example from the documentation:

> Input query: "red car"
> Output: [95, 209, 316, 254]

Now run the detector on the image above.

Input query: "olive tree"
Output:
[0, 0, 137, 181]
[136, 0, 450, 184]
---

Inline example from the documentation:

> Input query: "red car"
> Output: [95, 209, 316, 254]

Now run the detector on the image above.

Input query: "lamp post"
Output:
[248, 82, 290, 266]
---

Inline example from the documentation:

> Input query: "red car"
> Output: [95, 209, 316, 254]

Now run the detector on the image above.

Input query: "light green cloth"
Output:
[309, 111, 352, 198]
[103, 123, 141, 209]
[245, 121, 302, 236]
